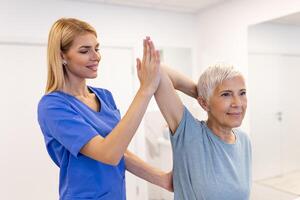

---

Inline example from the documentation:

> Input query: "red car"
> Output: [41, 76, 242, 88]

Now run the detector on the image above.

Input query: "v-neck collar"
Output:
[56, 86, 102, 113]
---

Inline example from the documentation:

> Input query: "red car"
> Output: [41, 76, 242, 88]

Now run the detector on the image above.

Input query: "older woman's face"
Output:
[207, 75, 247, 129]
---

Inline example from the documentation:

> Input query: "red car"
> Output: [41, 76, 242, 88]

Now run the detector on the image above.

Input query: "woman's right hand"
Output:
[136, 37, 161, 95]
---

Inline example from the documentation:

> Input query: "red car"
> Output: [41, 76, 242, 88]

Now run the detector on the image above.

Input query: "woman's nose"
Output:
[90, 49, 101, 61]
[231, 96, 242, 107]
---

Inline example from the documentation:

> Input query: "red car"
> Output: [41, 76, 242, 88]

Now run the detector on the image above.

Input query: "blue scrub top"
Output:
[38, 86, 126, 200]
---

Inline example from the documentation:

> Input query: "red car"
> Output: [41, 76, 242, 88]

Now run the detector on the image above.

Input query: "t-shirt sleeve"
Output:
[38, 95, 99, 157]
[170, 106, 200, 149]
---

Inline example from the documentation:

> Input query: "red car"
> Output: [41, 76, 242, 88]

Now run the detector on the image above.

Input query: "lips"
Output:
[227, 112, 242, 116]
[227, 112, 242, 115]
[86, 64, 98, 71]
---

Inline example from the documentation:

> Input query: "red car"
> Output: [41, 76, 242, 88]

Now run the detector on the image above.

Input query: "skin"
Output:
[62, 33, 101, 111]
[60, 34, 172, 191]
[198, 76, 247, 143]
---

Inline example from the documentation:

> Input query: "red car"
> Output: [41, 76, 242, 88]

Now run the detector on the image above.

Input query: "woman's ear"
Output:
[60, 52, 65, 60]
[197, 96, 209, 112]
[61, 52, 67, 66]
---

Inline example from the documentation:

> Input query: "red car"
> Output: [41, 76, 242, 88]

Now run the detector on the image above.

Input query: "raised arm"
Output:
[80, 37, 160, 166]
[163, 64, 198, 99]
[155, 63, 197, 134]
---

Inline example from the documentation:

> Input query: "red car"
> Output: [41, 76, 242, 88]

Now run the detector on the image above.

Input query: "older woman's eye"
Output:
[95, 48, 99, 52]
[240, 91, 246, 96]
[221, 93, 230, 97]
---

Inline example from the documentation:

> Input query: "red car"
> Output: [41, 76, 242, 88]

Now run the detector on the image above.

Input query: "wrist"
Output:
[157, 171, 170, 190]
[138, 86, 155, 97]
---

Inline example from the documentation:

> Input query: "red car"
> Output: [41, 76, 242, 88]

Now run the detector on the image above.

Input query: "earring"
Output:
[62, 60, 67, 66]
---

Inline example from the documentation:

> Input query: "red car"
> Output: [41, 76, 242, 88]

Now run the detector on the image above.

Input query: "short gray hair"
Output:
[197, 63, 242, 101]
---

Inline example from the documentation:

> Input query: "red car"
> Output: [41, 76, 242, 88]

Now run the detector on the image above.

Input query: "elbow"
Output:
[107, 159, 120, 166]
[100, 154, 122, 166]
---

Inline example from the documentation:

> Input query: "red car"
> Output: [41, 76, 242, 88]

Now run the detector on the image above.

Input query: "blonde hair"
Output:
[45, 18, 97, 93]
[197, 63, 242, 101]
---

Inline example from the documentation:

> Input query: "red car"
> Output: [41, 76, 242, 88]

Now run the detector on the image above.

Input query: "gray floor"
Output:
[251, 182, 299, 200]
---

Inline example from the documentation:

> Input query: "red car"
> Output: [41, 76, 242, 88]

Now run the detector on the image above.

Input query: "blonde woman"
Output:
[37, 18, 172, 200]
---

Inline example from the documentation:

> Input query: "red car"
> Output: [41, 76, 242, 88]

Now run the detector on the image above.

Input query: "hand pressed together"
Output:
[136, 36, 161, 95]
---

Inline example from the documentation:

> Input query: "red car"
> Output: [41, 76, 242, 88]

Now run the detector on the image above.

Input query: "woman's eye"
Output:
[95, 48, 99, 52]
[221, 93, 230, 97]
[240, 91, 246, 96]
[79, 51, 88, 54]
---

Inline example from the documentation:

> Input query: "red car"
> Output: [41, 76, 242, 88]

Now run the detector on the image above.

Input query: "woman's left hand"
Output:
[162, 170, 173, 192]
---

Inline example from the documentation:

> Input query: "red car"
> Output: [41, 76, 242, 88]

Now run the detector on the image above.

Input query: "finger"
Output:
[142, 39, 146, 64]
[150, 40, 155, 63]
[156, 50, 160, 65]
[136, 58, 141, 71]
[145, 39, 151, 65]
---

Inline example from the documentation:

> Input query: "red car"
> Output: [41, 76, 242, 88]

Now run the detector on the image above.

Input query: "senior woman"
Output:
[149, 52, 252, 199]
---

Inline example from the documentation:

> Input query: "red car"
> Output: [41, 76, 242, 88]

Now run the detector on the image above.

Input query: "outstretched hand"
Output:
[136, 36, 161, 95]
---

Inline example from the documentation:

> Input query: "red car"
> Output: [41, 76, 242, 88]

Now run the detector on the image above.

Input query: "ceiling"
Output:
[272, 12, 300, 26]
[71, 0, 229, 13]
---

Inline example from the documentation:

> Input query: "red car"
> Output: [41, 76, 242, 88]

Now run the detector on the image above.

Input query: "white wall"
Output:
[0, 0, 197, 48]
[0, 0, 197, 199]
[195, 0, 300, 133]
[249, 22, 300, 55]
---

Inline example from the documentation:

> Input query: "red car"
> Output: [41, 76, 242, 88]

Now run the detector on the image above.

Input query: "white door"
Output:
[248, 54, 282, 180]
[279, 55, 300, 174]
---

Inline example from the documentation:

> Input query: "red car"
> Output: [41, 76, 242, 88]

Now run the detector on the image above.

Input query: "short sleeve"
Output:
[170, 106, 200, 149]
[38, 95, 99, 157]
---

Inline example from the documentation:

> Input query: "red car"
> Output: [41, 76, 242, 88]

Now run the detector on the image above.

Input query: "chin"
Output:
[229, 120, 243, 128]
[87, 74, 98, 79]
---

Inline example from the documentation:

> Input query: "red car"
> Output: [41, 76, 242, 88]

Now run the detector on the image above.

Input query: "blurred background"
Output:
[1, 0, 300, 199]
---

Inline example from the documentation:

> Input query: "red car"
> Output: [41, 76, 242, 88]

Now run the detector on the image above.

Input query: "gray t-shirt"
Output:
[170, 107, 252, 200]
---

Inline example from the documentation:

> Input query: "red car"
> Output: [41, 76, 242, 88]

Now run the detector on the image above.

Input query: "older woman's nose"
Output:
[231, 96, 242, 107]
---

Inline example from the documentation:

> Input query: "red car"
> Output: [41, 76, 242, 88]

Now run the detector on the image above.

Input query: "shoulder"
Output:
[89, 86, 111, 95]
[37, 92, 74, 121]
[182, 106, 202, 126]
[89, 86, 113, 99]
[38, 91, 70, 110]
[235, 129, 251, 146]
[89, 86, 117, 109]
[171, 106, 202, 139]
[235, 129, 250, 139]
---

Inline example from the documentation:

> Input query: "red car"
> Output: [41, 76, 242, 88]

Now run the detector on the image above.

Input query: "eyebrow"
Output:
[220, 90, 232, 93]
[220, 89, 246, 93]
[79, 43, 99, 49]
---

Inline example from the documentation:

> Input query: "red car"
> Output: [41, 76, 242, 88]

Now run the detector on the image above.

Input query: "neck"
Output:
[62, 76, 90, 97]
[206, 118, 235, 144]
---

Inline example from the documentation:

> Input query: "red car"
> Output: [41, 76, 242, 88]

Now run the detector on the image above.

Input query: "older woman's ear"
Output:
[197, 96, 209, 112]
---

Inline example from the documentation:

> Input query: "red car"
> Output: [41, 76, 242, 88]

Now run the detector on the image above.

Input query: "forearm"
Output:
[124, 150, 169, 189]
[162, 64, 198, 99]
[81, 88, 153, 165]
[101, 88, 154, 164]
